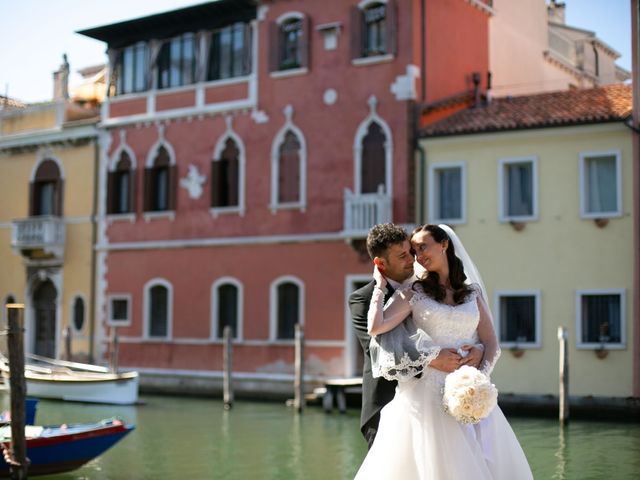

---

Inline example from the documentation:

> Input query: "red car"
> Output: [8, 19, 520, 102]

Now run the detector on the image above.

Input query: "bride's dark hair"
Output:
[411, 224, 474, 305]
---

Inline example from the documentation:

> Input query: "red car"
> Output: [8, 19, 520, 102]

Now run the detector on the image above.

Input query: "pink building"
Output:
[79, 0, 491, 395]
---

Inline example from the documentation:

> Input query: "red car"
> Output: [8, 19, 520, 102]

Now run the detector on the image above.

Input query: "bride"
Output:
[355, 224, 533, 479]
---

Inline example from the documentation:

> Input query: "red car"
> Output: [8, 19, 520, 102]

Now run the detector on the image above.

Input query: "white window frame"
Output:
[210, 130, 246, 218]
[579, 150, 622, 219]
[143, 278, 173, 340]
[210, 277, 244, 342]
[428, 161, 466, 225]
[270, 106, 307, 213]
[353, 98, 393, 198]
[69, 293, 87, 333]
[494, 290, 541, 349]
[576, 289, 626, 350]
[498, 156, 538, 223]
[107, 293, 132, 328]
[269, 275, 305, 343]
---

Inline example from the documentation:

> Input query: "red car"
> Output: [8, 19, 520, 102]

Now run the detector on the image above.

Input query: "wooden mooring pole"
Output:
[6, 304, 28, 480]
[63, 326, 72, 361]
[558, 326, 569, 425]
[223, 325, 233, 410]
[110, 327, 119, 373]
[294, 323, 305, 413]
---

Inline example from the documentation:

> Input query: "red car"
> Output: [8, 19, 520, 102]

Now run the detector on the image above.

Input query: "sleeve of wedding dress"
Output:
[367, 288, 413, 336]
[476, 293, 501, 376]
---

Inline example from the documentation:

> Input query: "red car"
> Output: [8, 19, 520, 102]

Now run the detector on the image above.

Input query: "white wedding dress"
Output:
[355, 285, 533, 479]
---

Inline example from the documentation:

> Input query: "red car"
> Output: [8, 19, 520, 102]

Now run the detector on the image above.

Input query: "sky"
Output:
[0, 0, 633, 103]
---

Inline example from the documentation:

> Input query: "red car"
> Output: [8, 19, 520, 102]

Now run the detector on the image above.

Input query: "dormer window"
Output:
[208, 22, 252, 81]
[115, 43, 148, 95]
[157, 34, 196, 89]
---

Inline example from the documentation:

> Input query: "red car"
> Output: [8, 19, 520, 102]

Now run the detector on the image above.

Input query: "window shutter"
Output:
[29, 182, 36, 216]
[55, 179, 64, 216]
[229, 158, 239, 207]
[143, 167, 153, 211]
[387, 0, 398, 56]
[129, 170, 137, 213]
[168, 165, 178, 211]
[211, 160, 220, 207]
[107, 171, 116, 214]
[269, 21, 280, 72]
[350, 7, 363, 59]
[299, 16, 311, 68]
[242, 23, 252, 75]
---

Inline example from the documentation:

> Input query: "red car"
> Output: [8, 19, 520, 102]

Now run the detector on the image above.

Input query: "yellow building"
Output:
[0, 56, 102, 362]
[419, 84, 635, 399]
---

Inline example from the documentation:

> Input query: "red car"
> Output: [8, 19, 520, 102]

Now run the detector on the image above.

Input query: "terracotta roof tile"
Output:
[420, 84, 632, 138]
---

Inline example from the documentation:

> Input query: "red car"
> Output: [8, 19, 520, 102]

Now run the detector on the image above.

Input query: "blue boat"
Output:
[0, 417, 134, 477]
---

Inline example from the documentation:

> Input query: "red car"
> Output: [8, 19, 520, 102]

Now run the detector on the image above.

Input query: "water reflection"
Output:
[553, 424, 567, 480]
[1, 394, 638, 479]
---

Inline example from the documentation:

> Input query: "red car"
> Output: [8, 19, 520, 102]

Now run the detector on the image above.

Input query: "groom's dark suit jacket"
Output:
[349, 280, 397, 441]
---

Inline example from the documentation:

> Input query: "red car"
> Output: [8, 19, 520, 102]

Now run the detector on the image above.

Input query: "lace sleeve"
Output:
[476, 294, 501, 376]
[367, 287, 412, 336]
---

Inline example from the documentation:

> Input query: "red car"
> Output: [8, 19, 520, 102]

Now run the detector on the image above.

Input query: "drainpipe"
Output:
[421, 0, 427, 101]
[89, 134, 99, 362]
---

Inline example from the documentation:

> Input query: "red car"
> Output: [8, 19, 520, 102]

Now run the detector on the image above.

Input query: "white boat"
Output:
[0, 354, 139, 405]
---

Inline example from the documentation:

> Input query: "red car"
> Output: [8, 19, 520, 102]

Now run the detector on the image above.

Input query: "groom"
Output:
[350, 223, 483, 449]
[349, 223, 414, 449]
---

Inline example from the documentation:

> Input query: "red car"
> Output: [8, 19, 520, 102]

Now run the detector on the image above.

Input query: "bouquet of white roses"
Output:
[443, 365, 498, 424]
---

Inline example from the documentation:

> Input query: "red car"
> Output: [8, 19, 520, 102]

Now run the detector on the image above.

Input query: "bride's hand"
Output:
[373, 265, 387, 289]
[430, 348, 462, 373]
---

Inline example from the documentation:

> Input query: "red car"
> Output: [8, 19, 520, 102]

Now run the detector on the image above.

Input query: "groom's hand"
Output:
[459, 344, 483, 368]
[430, 349, 461, 373]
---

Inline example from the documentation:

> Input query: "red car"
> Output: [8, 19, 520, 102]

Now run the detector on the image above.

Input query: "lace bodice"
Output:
[408, 285, 480, 349]
[368, 283, 501, 382]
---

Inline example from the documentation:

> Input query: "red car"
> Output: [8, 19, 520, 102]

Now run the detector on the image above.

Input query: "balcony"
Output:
[342, 187, 392, 238]
[11, 216, 65, 262]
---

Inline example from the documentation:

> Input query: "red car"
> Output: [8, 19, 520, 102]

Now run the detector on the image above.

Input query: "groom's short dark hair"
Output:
[366, 223, 408, 260]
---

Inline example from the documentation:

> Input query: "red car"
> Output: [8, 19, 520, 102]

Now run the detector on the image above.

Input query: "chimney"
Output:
[547, 1, 566, 24]
[53, 54, 70, 100]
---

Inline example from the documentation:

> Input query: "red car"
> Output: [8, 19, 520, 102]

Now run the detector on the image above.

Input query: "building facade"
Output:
[78, 0, 492, 394]
[420, 84, 634, 398]
[489, 0, 630, 97]
[0, 57, 100, 362]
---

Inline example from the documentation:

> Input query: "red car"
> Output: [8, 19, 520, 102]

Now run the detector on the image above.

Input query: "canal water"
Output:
[7, 394, 640, 479]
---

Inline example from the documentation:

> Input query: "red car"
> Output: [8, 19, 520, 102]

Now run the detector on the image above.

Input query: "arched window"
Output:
[277, 282, 299, 339]
[144, 146, 176, 212]
[213, 282, 241, 340]
[30, 159, 63, 216]
[212, 138, 240, 208]
[108, 151, 135, 214]
[72, 296, 85, 331]
[270, 277, 304, 341]
[145, 281, 171, 338]
[277, 131, 301, 204]
[361, 122, 386, 194]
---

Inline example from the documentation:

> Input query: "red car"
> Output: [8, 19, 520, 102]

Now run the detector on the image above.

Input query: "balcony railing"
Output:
[11, 216, 65, 260]
[343, 187, 392, 238]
